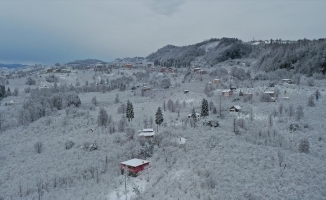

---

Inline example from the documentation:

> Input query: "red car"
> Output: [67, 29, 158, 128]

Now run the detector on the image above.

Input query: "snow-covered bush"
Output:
[46, 74, 58, 83]
[307, 95, 315, 107]
[298, 138, 310, 153]
[26, 77, 36, 85]
[83, 142, 98, 151]
[65, 140, 75, 150]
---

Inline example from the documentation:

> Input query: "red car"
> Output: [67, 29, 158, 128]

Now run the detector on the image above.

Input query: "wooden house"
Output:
[121, 158, 150, 176]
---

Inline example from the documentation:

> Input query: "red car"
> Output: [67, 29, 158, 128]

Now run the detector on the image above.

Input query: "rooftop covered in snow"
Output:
[121, 159, 150, 167]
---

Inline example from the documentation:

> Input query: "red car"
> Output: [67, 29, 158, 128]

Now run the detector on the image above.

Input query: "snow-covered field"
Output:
[0, 66, 326, 199]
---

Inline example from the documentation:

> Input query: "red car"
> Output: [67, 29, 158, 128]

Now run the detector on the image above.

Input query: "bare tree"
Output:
[34, 142, 43, 154]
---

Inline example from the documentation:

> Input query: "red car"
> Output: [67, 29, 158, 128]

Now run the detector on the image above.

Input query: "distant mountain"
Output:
[0, 63, 28, 69]
[66, 59, 107, 67]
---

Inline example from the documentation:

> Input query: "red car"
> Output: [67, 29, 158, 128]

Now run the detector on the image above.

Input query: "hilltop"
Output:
[146, 37, 326, 76]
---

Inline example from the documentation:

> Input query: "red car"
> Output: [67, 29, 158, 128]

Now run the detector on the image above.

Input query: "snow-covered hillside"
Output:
[0, 64, 326, 199]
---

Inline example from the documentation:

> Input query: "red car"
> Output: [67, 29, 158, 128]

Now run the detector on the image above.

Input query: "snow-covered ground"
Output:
[0, 66, 326, 199]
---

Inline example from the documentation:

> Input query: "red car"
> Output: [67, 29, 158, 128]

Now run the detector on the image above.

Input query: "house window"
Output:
[128, 166, 135, 170]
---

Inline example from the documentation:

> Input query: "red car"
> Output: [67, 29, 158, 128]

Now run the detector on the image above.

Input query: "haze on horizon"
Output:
[0, 0, 325, 65]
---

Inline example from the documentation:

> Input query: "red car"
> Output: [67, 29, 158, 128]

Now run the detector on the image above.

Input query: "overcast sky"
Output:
[0, 0, 325, 65]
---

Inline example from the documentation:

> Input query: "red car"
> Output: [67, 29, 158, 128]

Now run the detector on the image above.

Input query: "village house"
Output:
[120, 158, 150, 176]
[124, 64, 133, 69]
[193, 68, 201, 73]
[243, 93, 253, 97]
[142, 86, 151, 92]
[230, 105, 241, 112]
[138, 128, 155, 139]
[222, 89, 233, 97]
[264, 91, 276, 101]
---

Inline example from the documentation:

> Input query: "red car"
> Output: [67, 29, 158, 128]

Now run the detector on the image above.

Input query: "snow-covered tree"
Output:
[201, 98, 209, 118]
[155, 107, 164, 132]
[167, 99, 175, 112]
[92, 96, 98, 106]
[315, 89, 321, 101]
[98, 107, 108, 127]
[295, 105, 304, 121]
[209, 101, 215, 111]
[0, 85, 5, 98]
[298, 138, 310, 153]
[114, 94, 120, 104]
[307, 95, 315, 107]
[126, 100, 134, 122]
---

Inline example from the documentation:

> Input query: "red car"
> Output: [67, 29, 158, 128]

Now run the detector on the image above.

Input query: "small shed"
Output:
[138, 128, 155, 138]
[121, 158, 150, 176]
[230, 105, 241, 112]
[184, 90, 189, 94]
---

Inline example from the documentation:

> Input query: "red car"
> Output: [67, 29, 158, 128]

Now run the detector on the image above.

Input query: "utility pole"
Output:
[219, 95, 222, 117]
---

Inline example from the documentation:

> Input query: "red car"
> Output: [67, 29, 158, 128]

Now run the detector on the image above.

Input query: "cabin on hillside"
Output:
[230, 105, 241, 112]
[222, 89, 233, 97]
[121, 158, 150, 176]
[213, 79, 221, 84]
[124, 64, 133, 69]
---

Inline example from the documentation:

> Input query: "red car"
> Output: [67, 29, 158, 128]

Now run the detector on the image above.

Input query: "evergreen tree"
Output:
[0, 85, 5, 98]
[212, 107, 217, 114]
[155, 107, 164, 132]
[6, 87, 11, 96]
[315, 89, 321, 101]
[126, 100, 134, 122]
[201, 98, 209, 117]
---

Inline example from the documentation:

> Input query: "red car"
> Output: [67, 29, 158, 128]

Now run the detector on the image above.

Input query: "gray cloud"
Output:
[147, 0, 186, 15]
[0, 0, 325, 64]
